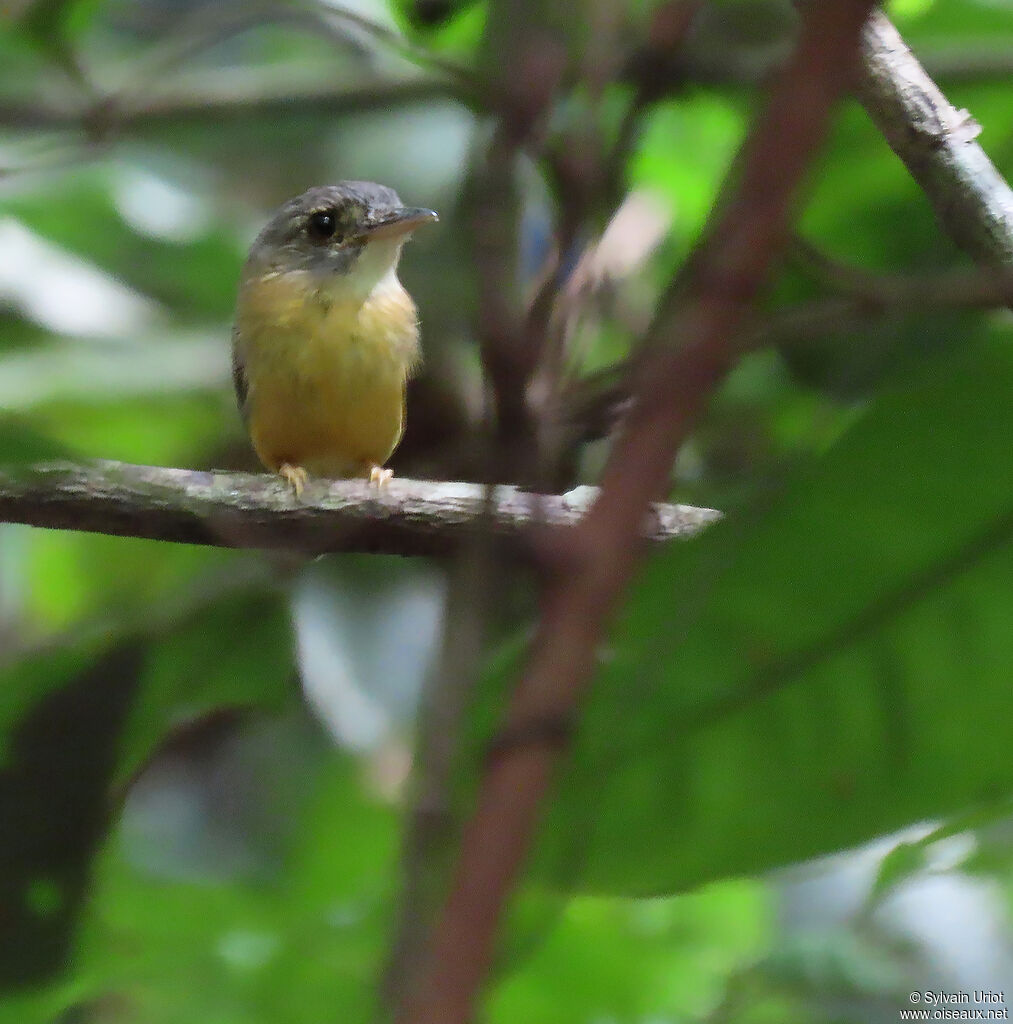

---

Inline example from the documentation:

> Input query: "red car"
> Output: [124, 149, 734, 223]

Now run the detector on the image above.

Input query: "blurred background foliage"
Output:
[1, 0, 1013, 1021]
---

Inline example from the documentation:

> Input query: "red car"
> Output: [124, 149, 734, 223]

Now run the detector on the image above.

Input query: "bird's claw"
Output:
[279, 463, 308, 498]
[368, 465, 393, 489]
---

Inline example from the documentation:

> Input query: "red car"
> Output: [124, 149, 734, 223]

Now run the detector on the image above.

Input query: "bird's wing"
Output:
[231, 326, 250, 424]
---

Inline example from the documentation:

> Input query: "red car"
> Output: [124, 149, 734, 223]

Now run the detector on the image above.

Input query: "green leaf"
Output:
[0, 416, 76, 464]
[27, 394, 232, 464]
[14, 0, 106, 87]
[488, 880, 771, 1024]
[20, 532, 242, 634]
[37, 749, 398, 1024]
[5, 173, 243, 323]
[116, 593, 295, 784]
[868, 840, 927, 905]
[0, 642, 144, 989]
[537, 337, 1013, 894]
[901, 0, 1013, 39]
[390, 0, 487, 55]
[0, 642, 106, 762]
[631, 95, 747, 262]
[18, 0, 104, 42]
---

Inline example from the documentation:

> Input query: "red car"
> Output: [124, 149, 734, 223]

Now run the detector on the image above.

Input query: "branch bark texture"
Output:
[0, 460, 719, 557]
[396, 3, 880, 1023]
[857, 11, 1013, 270]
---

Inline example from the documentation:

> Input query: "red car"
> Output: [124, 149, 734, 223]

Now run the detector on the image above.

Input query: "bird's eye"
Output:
[307, 210, 342, 242]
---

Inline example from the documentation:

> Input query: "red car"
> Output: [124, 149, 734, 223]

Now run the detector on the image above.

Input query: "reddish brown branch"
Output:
[396, 4, 880, 1023]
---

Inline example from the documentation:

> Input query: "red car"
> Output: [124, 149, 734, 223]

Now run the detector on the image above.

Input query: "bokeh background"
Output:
[2, 0, 1013, 1021]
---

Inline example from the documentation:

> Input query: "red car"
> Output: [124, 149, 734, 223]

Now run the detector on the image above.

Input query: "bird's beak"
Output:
[362, 207, 439, 241]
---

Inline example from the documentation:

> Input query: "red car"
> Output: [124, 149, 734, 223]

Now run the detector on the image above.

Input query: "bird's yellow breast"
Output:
[235, 269, 420, 478]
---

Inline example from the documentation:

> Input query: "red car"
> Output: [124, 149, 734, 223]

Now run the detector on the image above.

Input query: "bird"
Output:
[231, 182, 438, 496]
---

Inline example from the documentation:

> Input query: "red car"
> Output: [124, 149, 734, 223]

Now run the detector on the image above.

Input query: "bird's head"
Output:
[244, 182, 438, 302]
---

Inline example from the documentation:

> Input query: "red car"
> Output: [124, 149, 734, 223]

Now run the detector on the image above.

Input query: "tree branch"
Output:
[565, 263, 1012, 447]
[0, 77, 464, 134]
[857, 11, 1013, 272]
[668, 40, 1013, 90]
[396, 3, 879, 1023]
[560, 10, 1013, 449]
[0, 460, 719, 557]
[627, 10, 1013, 271]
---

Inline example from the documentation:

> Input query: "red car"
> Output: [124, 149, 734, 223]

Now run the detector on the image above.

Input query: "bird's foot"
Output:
[279, 463, 308, 498]
[368, 465, 393, 489]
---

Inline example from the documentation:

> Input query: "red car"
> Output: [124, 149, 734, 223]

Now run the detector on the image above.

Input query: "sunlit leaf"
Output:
[489, 880, 771, 1024]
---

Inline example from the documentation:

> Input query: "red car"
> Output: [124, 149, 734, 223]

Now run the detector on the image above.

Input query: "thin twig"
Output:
[566, 260, 1011, 447]
[531, 5, 702, 479]
[113, 0, 477, 106]
[0, 77, 463, 134]
[654, 37, 1013, 90]
[0, 460, 720, 557]
[316, 2, 478, 88]
[380, 538, 499, 1011]
[750, 273, 1012, 346]
[790, 240, 1013, 313]
[395, 4, 879, 1023]
[382, 6, 569, 1009]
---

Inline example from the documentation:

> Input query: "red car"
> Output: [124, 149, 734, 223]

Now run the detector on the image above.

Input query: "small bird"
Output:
[232, 182, 438, 495]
